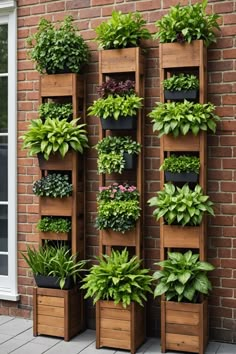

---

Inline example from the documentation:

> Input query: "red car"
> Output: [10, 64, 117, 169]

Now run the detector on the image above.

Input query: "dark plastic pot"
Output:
[164, 89, 198, 101]
[165, 171, 199, 183]
[100, 116, 137, 130]
[34, 274, 74, 290]
[123, 153, 137, 170]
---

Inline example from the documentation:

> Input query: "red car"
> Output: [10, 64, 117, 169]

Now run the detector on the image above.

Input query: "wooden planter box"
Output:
[39, 231, 70, 242]
[161, 131, 206, 152]
[37, 151, 78, 171]
[96, 300, 145, 354]
[101, 228, 137, 247]
[161, 224, 202, 249]
[39, 73, 84, 98]
[33, 287, 84, 341]
[39, 196, 73, 217]
[161, 300, 208, 354]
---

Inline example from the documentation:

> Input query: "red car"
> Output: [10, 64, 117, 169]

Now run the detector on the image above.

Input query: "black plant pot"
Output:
[164, 89, 198, 101]
[123, 153, 137, 170]
[165, 171, 199, 183]
[100, 116, 137, 130]
[34, 274, 74, 290]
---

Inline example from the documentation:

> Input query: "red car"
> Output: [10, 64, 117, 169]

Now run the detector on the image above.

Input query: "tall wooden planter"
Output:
[96, 300, 145, 354]
[161, 300, 208, 354]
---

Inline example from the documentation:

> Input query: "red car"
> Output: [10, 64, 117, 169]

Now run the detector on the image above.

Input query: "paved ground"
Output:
[0, 316, 235, 354]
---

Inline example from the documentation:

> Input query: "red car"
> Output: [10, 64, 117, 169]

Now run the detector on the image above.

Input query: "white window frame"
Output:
[0, 0, 19, 301]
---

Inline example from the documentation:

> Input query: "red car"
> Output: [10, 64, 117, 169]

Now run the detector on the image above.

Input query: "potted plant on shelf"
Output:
[95, 136, 141, 174]
[160, 154, 200, 183]
[37, 216, 72, 242]
[162, 73, 199, 101]
[81, 248, 153, 353]
[88, 79, 143, 130]
[153, 250, 214, 354]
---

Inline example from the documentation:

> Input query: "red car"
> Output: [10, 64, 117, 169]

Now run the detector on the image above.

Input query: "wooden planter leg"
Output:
[33, 287, 38, 337]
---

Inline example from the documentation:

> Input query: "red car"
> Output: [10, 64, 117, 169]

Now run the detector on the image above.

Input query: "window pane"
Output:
[0, 77, 8, 132]
[0, 205, 7, 252]
[0, 24, 8, 73]
[0, 255, 8, 275]
[0, 138, 7, 202]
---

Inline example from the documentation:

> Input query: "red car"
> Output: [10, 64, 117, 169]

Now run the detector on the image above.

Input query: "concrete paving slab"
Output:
[0, 333, 13, 344]
[10, 341, 50, 354]
[217, 343, 236, 354]
[0, 318, 32, 336]
[0, 338, 28, 353]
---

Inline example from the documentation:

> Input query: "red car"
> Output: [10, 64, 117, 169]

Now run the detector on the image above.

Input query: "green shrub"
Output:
[33, 173, 73, 198]
[37, 217, 72, 233]
[163, 74, 199, 92]
[160, 155, 200, 174]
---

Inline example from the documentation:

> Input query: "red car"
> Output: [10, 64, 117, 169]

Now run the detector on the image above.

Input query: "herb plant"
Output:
[38, 102, 73, 120]
[27, 16, 89, 74]
[163, 74, 199, 92]
[149, 101, 220, 137]
[96, 183, 140, 233]
[37, 217, 72, 233]
[160, 155, 200, 174]
[97, 79, 135, 98]
[153, 1, 220, 47]
[153, 250, 214, 302]
[148, 183, 214, 226]
[81, 248, 153, 308]
[95, 11, 151, 49]
[33, 173, 73, 198]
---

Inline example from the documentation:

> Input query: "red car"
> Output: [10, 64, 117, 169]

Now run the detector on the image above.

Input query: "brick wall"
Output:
[2, 0, 234, 342]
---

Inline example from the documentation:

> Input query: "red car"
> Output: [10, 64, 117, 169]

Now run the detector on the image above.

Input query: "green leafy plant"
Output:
[33, 173, 73, 198]
[153, 250, 214, 302]
[153, 1, 220, 47]
[27, 16, 89, 74]
[37, 217, 72, 233]
[148, 101, 220, 137]
[81, 248, 153, 308]
[163, 74, 199, 92]
[96, 183, 140, 233]
[160, 155, 200, 174]
[38, 102, 73, 120]
[95, 136, 141, 174]
[21, 243, 86, 289]
[95, 11, 151, 49]
[148, 183, 214, 226]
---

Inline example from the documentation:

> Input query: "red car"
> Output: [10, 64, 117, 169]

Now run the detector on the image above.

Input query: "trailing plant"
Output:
[22, 243, 87, 289]
[153, 250, 214, 302]
[148, 100, 220, 137]
[153, 1, 220, 47]
[95, 136, 141, 174]
[37, 217, 72, 233]
[148, 183, 214, 226]
[21, 116, 88, 160]
[97, 79, 135, 98]
[160, 155, 200, 174]
[27, 16, 89, 74]
[81, 248, 153, 308]
[95, 11, 151, 49]
[96, 183, 140, 233]
[38, 102, 73, 120]
[33, 173, 73, 198]
[163, 74, 199, 92]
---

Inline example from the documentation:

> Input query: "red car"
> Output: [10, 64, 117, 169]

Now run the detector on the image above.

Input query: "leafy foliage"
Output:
[95, 11, 151, 49]
[97, 79, 135, 98]
[33, 173, 73, 198]
[21, 243, 87, 289]
[37, 217, 72, 233]
[96, 183, 140, 233]
[153, 250, 214, 302]
[81, 248, 153, 308]
[38, 102, 73, 120]
[154, 1, 220, 47]
[27, 16, 89, 74]
[148, 183, 214, 226]
[148, 100, 220, 137]
[163, 74, 199, 92]
[160, 155, 200, 174]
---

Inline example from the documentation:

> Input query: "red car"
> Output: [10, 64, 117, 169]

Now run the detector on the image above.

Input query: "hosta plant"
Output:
[96, 183, 140, 233]
[160, 155, 200, 174]
[33, 173, 73, 198]
[37, 217, 72, 233]
[95, 11, 151, 49]
[163, 74, 199, 92]
[148, 183, 214, 226]
[81, 248, 153, 308]
[149, 100, 220, 137]
[153, 0, 220, 47]
[153, 250, 214, 302]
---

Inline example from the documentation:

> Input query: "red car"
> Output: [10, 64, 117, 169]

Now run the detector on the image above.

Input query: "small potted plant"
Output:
[160, 154, 200, 183]
[95, 136, 141, 174]
[81, 248, 153, 353]
[88, 79, 143, 130]
[37, 216, 72, 242]
[153, 250, 214, 353]
[163, 73, 199, 101]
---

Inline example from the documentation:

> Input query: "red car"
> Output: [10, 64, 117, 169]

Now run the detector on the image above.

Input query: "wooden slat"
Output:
[37, 314, 64, 328]
[39, 232, 69, 242]
[166, 323, 199, 336]
[38, 151, 76, 170]
[162, 225, 201, 249]
[99, 300, 130, 310]
[38, 324, 64, 338]
[162, 133, 201, 151]
[165, 301, 201, 313]
[101, 318, 130, 331]
[40, 196, 73, 216]
[100, 337, 130, 350]
[100, 307, 130, 321]
[166, 309, 199, 326]
[37, 304, 64, 317]
[37, 295, 64, 307]
[166, 333, 199, 352]
[40, 73, 75, 97]
[100, 328, 130, 341]
[101, 228, 136, 246]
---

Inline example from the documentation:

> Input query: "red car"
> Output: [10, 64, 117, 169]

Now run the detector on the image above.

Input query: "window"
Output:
[0, 0, 18, 300]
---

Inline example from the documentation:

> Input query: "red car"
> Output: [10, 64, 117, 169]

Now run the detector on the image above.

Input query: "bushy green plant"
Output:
[163, 74, 199, 92]
[95, 136, 141, 174]
[81, 248, 153, 308]
[160, 155, 200, 174]
[37, 217, 72, 233]
[95, 11, 151, 49]
[149, 101, 220, 137]
[21, 243, 86, 289]
[148, 183, 214, 226]
[154, 1, 220, 47]
[33, 173, 73, 198]
[153, 250, 214, 302]
[27, 16, 89, 74]
[38, 102, 73, 120]
[96, 183, 140, 233]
